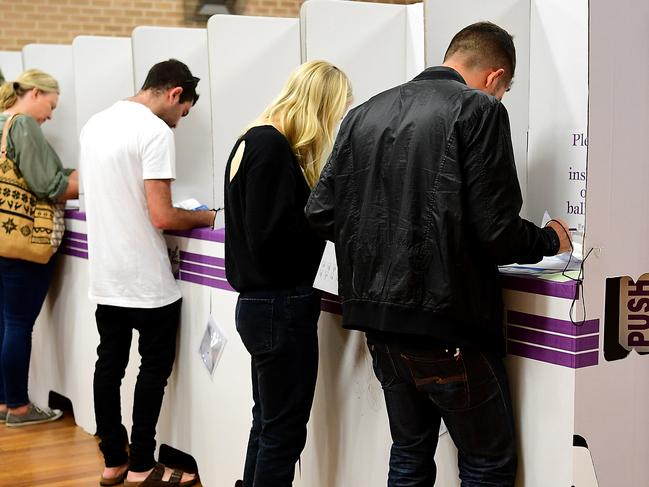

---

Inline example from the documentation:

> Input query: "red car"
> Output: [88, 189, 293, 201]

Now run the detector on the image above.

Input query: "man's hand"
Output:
[144, 179, 216, 230]
[545, 218, 573, 254]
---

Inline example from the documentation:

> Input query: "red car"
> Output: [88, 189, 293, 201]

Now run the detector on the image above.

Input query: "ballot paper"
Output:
[313, 241, 339, 295]
[65, 199, 80, 210]
[174, 198, 209, 211]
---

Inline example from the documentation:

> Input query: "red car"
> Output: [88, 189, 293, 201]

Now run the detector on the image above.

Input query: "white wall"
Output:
[132, 26, 214, 207]
[0, 51, 22, 81]
[22, 44, 79, 169]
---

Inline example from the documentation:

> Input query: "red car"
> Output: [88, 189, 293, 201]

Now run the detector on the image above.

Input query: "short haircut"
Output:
[141, 58, 200, 105]
[444, 22, 516, 80]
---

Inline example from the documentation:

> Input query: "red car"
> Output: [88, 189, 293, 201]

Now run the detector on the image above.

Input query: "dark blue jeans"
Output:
[0, 256, 57, 408]
[236, 286, 321, 487]
[366, 333, 517, 487]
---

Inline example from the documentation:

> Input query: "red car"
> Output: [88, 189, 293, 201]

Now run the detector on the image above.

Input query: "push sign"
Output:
[618, 276, 649, 352]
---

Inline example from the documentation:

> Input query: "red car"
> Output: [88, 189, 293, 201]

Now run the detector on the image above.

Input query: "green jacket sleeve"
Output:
[8, 115, 70, 200]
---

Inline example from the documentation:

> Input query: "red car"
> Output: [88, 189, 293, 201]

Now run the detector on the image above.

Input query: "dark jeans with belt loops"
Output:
[366, 332, 517, 487]
[236, 286, 321, 487]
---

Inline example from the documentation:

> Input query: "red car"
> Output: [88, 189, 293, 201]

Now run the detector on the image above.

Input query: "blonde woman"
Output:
[224, 60, 351, 487]
[0, 69, 78, 427]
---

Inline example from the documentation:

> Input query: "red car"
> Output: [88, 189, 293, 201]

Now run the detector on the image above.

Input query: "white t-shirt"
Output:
[80, 100, 181, 308]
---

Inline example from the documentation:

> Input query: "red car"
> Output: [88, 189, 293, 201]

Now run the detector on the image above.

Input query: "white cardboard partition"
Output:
[0, 51, 23, 82]
[132, 27, 214, 207]
[577, 0, 649, 485]
[406, 3, 425, 79]
[425, 0, 531, 217]
[29, 221, 97, 430]
[72, 36, 134, 136]
[301, 0, 422, 108]
[207, 15, 301, 213]
[22, 44, 79, 169]
[527, 0, 588, 228]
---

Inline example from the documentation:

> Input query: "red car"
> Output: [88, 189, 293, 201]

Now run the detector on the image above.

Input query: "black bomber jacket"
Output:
[305, 67, 560, 355]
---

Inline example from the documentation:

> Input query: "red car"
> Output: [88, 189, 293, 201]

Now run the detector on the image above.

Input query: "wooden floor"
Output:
[0, 412, 103, 487]
[0, 413, 203, 487]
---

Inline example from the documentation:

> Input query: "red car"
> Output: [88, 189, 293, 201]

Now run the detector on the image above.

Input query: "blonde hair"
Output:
[0, 69, 59, 111]
[255, 60, 352, 188]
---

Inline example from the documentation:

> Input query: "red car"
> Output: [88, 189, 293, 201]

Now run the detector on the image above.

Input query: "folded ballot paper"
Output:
[499, 211, 583, 276]
[313, 241, 339, 295]
[173, 198, 209, 211]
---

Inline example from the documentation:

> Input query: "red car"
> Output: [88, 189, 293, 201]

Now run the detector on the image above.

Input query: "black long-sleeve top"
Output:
[224, 125, 325, 293]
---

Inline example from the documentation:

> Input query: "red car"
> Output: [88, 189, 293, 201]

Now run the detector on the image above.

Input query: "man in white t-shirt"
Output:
[80, 59, 214, 487]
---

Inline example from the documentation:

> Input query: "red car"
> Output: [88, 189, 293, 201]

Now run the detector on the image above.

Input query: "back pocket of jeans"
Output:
[401, 351, 468, 410]
[236, 298, 273, 354]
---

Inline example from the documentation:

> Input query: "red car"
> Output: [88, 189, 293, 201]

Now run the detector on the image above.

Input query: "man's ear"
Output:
[485, 68, 505, 90]
[168, 86, 183, 103]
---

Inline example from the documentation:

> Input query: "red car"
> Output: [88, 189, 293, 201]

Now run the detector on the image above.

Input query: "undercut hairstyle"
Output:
[444, 22, 516, 80]
[141, 58, 200, 105]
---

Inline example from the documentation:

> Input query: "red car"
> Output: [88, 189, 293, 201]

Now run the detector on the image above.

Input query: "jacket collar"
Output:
[412, 66, 466, 85]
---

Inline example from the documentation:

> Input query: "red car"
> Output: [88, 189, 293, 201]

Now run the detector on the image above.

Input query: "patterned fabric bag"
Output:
[0, 114, 63, 264]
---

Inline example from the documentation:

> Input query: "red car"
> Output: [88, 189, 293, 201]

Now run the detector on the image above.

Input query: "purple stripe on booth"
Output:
[321, 299, 342, 315]
[507, 310, 599, 336]
[166, 226, 225, 243]
[62, 239, 88, 251]
[64, 230, 87, 241]
[60, 246, 88, 260]
[507, 340, 598, 368]
[64, 209, 86, 221]
[179, 261, 226, 279]
[180, 271, 234, 292]
[507, 325, 598, 353]
[179, 250, 225, 268]
[500, 274, 579, 300]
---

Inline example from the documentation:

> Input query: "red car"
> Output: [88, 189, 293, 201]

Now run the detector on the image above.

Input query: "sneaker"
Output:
[6, 403, 63, 427]
[0, 409, 6, 423]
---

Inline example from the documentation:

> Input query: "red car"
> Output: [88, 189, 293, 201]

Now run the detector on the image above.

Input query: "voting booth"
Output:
[3, 0, 644, 485]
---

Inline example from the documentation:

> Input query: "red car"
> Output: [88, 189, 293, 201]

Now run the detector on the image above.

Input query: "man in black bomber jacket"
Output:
[305, 22, 572, 487]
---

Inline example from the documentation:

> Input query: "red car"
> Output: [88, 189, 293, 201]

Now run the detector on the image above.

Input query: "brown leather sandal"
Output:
[100, 469, 128, 486]
[123, 463, 198, 487]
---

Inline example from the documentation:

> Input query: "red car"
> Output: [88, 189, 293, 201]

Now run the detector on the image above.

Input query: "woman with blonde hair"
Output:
[224, 60, 352, 487]
[0, 69, 78, 427]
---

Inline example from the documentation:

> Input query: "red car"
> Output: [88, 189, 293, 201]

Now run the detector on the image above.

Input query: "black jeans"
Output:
[366, 333, 517, 487]
[236, 286, 321, 487]
[93, 299, 181, 472]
